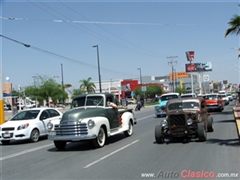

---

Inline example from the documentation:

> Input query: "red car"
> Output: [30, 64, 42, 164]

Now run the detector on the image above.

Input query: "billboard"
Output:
[185, 62, 212, 72]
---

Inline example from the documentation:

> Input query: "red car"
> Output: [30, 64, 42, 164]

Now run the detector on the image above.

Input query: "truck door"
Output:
[106, 108, 120, 129]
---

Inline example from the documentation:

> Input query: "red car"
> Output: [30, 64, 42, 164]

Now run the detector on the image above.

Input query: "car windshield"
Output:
[10, 110, 40, 120]
[168, 102, 199, 110]
[161, 95, 178, 101]
[203, 95, 218, 100]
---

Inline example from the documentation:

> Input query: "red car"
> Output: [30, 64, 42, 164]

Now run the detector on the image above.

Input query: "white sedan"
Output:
[0, 107, 62, 145]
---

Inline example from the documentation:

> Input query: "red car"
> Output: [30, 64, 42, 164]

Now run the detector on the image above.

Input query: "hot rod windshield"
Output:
[168, 101, 199, 110]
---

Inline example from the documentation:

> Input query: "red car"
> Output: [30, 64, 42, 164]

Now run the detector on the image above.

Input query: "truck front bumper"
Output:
[48, 134, 97, 141]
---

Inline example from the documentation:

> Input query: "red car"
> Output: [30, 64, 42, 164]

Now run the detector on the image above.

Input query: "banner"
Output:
[185, 62, 212, 72]
[186, 51, 194, 62]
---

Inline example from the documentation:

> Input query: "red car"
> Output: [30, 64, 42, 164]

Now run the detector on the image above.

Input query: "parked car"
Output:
[203, 93, 224, 112]
[155, 97, 214, 143]
[0, 107, 62, 145]
[4, 104, 11, 110]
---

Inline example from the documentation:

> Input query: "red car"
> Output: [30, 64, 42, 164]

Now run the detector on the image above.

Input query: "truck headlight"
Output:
[161, 119, 167, 127]
[88, 119, 95, 128]
[186, 119, 193, 125]
[47, 121, 53, 130]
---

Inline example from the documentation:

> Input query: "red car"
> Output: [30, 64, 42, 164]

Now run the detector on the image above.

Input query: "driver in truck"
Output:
[107, 97, 118, 109]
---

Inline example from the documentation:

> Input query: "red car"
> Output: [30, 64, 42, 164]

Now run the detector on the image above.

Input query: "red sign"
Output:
[186, 51, 194, 62]
[185, 64, 196, 72]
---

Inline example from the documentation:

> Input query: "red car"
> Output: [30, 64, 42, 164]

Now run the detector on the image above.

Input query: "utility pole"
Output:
[32, 76, 37, 107]
[61, 64, 65, 106]
[167, 56, 178, 92]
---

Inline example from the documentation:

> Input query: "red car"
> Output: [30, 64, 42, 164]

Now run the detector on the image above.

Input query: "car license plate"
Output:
[3, 131, 10, 138]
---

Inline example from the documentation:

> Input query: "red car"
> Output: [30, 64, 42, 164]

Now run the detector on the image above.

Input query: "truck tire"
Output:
[54, 141, 67, 150]
[124, 121, 133, 137]
[207, 116, 214, 132]
[30, 129, 39, 142]
[93, 126, 106, 148]
[155, 125, 164, 144]
[198, 123, 207, 142]
[1, 140, 10, 145]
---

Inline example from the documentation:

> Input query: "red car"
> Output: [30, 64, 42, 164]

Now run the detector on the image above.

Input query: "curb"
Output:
[232, 104, 240, 141]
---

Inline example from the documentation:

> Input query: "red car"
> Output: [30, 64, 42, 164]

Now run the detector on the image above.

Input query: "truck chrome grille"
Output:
[54, 121, 88, 136]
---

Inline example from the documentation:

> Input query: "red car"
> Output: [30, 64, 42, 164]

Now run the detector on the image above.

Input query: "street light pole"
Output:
[137, 68, 142, 85]
[167, 56, 178, 92]
[0, 57, 5, 124]
[32, 76, 37, 108]
[93, 45, 102, 92]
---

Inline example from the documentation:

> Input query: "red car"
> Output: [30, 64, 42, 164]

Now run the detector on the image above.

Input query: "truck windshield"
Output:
[85, 96, 104, 106]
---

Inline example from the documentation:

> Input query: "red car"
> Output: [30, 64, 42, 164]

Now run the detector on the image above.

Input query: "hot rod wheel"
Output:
[155, 125, 164, 144]
[197, 122, 207, 142]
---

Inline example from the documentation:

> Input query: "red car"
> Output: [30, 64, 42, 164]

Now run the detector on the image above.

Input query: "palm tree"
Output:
[79, 77, 96, 93]
[225, 13, 240, 58]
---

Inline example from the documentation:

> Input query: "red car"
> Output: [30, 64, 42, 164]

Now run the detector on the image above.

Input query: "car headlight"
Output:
[47, 121, 53, 130]
[186, 119, 193, 125]
[88, 119, 95, 128]
[161, 119, 167, 127]
[17, 123, 29, 130]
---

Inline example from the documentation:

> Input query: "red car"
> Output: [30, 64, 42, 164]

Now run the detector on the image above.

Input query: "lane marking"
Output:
[137, 114, 155, 121]
[0, 143, 53, 161]
[83, 139, 139, 168]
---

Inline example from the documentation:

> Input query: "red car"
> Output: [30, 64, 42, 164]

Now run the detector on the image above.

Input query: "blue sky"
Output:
[1, 0, 240, 91]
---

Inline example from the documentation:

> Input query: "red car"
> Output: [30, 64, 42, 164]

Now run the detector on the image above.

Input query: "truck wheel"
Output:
[207, 116, 214, 132]
[54, 141, 67, 150]
[124, 121, 133, 137]
[155, 125, 164, 144]
[93, 127, 106, 148]
[1, 140, 10, 145]
[198, 123, 207, 142]
[30, 129, 39, 142]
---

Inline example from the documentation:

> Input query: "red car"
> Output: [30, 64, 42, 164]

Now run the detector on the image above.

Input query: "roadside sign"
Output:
[141, 86, 146, 92]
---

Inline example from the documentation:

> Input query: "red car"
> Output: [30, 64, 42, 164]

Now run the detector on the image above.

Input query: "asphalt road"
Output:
[1, 101, 239, 180]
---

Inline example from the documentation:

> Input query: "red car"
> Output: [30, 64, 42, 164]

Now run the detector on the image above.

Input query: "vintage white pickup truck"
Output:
[48, 93, 137, 150]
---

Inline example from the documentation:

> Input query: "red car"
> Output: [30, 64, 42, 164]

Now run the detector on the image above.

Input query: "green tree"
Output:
[225, 15, 240, 37]
[134, 85, 163, 99]
[175, 87, 186, 95]
[225, 6, 240, 58]
[24, 75, 68, 106]
[71, 88, 85, 99]
[79, 77, 96, 93]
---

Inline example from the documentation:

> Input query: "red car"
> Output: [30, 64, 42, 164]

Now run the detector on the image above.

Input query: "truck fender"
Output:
[121, 111, 134, 129]
[81, 116, 110, 136]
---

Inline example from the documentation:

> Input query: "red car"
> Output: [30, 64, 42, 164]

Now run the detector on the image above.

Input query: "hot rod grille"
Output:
[54, 122, 88, 136]
[169, 114, 186, 127]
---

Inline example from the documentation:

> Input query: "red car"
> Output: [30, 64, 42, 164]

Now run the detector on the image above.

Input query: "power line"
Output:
[0, 34, 136, 77]
[24, 1, 164, 58]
